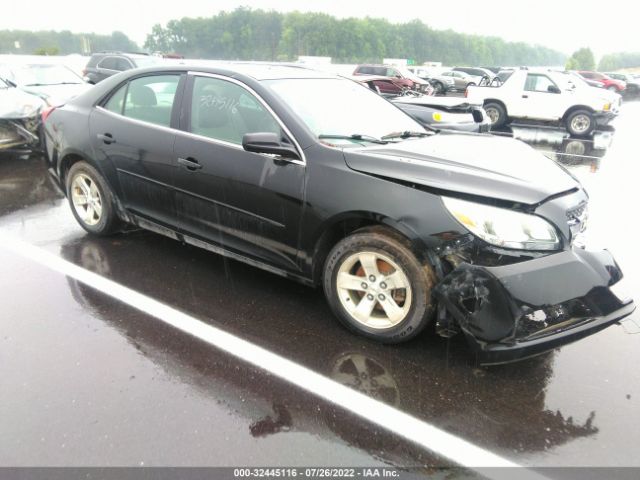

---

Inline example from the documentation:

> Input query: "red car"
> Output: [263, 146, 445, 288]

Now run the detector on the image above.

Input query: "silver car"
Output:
[440, 70, 477, 91]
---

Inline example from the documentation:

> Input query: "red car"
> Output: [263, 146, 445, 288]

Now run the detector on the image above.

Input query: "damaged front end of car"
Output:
[0, 81, 44, 155]
[429, 191, 635, 365]
[0, 117, 41, 154]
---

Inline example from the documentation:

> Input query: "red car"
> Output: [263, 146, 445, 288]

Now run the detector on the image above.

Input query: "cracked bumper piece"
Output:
[435, 248, 636, 365]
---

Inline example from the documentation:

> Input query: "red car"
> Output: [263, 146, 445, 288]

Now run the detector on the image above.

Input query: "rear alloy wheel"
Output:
[566, 109, 595, 137]
[607, 85, 618, 92]
[323, 230, 436, 343]
[66, 161, 121, 235]
[484, 101, 507, 128]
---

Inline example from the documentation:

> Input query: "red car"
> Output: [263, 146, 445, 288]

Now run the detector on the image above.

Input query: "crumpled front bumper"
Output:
[435, 248, 635, 365]
[594, 110, 618, 127]
[0, 117, 41, 153]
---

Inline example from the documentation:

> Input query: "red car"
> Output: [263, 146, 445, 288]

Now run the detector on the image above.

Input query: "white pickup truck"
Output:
[466, 69, 620, 137]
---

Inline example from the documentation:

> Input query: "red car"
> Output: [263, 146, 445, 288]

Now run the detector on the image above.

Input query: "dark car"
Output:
[42, 64, 635, 364]
[83, 52, 162, 84]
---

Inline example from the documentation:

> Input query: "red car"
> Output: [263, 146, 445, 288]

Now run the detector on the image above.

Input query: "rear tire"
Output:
[432, 81, 445, 95]
[484, 101, 508, 128]
[323, 229, 436, 344]
[66, 161, 121, 236]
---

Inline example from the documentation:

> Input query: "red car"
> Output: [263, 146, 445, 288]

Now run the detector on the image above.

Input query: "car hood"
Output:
[393, 95, 483, 108]
[344, 133, 579, 205]
[21, 83, 93, 106]
[570, 85, 619, 104]
[0, 87, 45, 119]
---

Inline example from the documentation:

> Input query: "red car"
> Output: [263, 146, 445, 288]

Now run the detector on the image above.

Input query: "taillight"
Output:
[464, 88, 468, 98]
[41, 106, 56, 123]
[82, 69, 88, 76]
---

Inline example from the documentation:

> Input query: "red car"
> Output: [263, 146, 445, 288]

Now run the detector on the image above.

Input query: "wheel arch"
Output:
[562, 105, 595, 123]
[310, 212, 429, 284]
[483, 98, 508, 114]
[58, 149, 99, 191]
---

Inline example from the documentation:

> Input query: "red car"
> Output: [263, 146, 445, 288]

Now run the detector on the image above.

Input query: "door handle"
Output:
[522, 94, 529, 98]
[178, 157, 202, 171]
[97, 133, 115, 144]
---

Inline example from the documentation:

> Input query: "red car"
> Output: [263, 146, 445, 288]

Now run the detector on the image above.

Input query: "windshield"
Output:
[7, 64, 83, 86]
[264, 78, 426, 142]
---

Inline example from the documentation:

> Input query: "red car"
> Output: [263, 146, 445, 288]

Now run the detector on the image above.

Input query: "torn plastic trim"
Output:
[432, 248, 635, 363]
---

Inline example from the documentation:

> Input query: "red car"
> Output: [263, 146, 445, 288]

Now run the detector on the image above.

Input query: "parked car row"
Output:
[353, 64, 498, 96]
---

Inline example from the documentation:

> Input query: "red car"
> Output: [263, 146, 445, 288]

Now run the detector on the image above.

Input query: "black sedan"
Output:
[42, 64, 635, 364]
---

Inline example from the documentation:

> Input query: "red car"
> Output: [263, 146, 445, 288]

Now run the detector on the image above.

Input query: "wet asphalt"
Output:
[1, 102, 640, 471]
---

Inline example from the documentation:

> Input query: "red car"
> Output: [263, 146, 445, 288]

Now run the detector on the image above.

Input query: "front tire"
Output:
[66, 161, 121, 236]
[566, 109, 595, 137]
[323, 229, 436, 343]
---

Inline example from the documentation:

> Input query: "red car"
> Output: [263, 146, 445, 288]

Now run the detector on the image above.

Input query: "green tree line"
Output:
[598, 52, 640, 71]
[0, 30, 138, 55]
[144, 8, 566, 66]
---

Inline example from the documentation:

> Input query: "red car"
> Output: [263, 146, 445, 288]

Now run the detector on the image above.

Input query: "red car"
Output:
[577, 71, 626, 93]
[353, 64, 429, 94]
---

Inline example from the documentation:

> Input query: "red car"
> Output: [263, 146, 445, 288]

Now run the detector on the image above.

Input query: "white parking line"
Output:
[0, 233, 547, 479]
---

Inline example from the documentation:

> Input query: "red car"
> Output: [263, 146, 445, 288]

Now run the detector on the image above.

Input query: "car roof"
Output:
[129, 62, 338, 81]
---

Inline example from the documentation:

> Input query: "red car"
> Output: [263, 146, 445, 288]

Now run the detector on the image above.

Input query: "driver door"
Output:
[518, 73, 562, 120]
[173, 74, 306, 273]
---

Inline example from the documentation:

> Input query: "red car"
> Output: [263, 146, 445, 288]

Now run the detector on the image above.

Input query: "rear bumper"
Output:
[435, 248, 635, 365]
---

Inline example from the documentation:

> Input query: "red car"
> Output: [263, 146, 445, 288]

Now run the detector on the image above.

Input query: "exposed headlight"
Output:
[442, 197, 561, 251]
[603, 103, 611, 111]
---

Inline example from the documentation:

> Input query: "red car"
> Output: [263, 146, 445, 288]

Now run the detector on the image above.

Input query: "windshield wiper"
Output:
[381, 129, 435, 140]
[318, 134, 388, 144]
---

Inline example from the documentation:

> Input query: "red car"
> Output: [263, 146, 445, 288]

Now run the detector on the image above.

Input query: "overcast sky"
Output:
[1, 0, 633, 59]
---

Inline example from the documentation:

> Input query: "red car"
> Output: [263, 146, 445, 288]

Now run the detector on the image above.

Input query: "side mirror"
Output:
[242, 132, 300, 160]
[547, 85, 561, 94]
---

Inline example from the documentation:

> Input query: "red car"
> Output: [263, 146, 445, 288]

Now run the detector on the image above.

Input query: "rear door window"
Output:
[115, 58, 133, 71]
[120, 75, 180, 127]
[104, 84, 127, 114]
[98, 57, 118, 71]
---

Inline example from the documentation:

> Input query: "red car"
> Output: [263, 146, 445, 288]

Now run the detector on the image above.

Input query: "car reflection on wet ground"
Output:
[1, 101, 639, 470]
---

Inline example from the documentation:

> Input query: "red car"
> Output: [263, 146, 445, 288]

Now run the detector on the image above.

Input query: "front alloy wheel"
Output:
[323, 228, 436, 343]
[336, 251, 412, 329]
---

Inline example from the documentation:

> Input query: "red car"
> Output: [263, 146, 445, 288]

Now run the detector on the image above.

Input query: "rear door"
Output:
[173, 73, 306, 272]
[89, 73, 184, 228]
